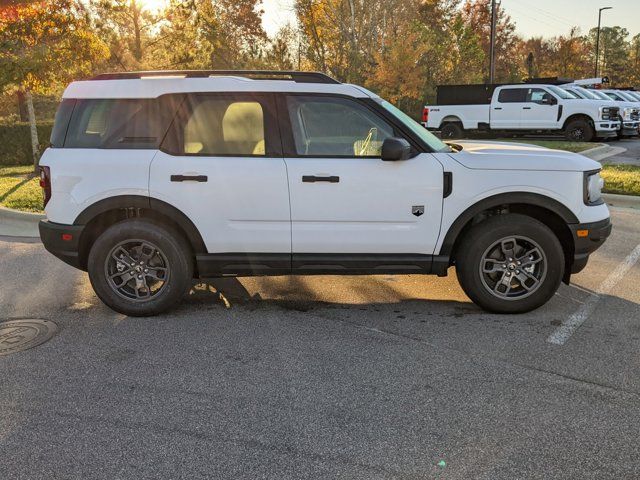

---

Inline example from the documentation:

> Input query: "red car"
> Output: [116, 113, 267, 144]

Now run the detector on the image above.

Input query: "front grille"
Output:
[631, 109, 639, 121]
[610, 106, 620, 117]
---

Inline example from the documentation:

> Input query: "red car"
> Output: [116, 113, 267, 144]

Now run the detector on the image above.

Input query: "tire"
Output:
[87, 219, 193, 316]
[440, 122, 464, 139]
[564, 119, 594, 142]
[454, 214, 564, 314]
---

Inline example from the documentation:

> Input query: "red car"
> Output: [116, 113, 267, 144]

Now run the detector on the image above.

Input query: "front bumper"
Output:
[596, 121, 621, 137]
[568, 217, 612, 274]
[39, 220, 86, 270]
[621, 121, 640, 136]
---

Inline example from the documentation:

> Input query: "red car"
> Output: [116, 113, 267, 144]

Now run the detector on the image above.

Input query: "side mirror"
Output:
[542, 96, 557, 105]
[381, 137, 411, 161]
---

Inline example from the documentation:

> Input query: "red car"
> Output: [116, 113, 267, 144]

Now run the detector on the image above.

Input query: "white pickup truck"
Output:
[423, 83, 620, 141]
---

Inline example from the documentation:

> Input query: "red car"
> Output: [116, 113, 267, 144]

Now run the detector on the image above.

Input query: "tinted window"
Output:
[162, 95, 270, 156]
[50, 99, 76, 147]
[498, 88, 526, 103]
[286, 96, 394, 156]
[64, 97, 179, 149]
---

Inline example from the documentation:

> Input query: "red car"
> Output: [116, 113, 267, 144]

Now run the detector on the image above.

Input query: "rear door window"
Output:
[497, 88, 526, 103]
[161, 94, 278, 156]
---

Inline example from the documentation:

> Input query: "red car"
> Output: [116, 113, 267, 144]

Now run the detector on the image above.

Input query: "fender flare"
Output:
[438, 192, 579, 257]
[74, 195, 207, 254]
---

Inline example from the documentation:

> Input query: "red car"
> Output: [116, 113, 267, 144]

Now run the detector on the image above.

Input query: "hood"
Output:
[448, 140, 601, 172]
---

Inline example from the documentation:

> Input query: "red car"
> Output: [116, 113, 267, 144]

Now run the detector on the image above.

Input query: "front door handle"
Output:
[523, 107, 532, 110]
[170, 175, 208, 182]
[302, 175, 339, 183]
[494, 107, 502, 110]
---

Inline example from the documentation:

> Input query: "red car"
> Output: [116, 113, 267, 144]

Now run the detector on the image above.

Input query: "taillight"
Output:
[39, 166, 51, 207]
[422, 107, 429, 123]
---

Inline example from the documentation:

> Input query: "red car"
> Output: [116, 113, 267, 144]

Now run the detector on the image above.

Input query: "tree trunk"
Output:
[17, 90, 28, 121]
[25, 90, 40, 171]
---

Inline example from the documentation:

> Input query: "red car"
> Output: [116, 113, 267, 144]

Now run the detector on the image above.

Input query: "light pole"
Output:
[489, 0, 497, 83]
[594, 6, 612, 78]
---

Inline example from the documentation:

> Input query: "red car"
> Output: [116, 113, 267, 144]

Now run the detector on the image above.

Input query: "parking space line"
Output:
[547, 244, 640, 346]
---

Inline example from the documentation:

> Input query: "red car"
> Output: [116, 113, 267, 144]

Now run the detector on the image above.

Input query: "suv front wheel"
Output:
[88, 219, 193, 316]
[455, 214, 564, 313]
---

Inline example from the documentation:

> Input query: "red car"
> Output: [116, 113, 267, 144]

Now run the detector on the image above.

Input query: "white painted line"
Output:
[547, 244, 640, 345]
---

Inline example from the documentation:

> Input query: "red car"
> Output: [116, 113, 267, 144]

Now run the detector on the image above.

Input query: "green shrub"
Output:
[0, 122, 54, 166]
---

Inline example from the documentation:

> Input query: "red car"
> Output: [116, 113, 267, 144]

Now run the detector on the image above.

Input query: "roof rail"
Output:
[90, 70, 340, 84]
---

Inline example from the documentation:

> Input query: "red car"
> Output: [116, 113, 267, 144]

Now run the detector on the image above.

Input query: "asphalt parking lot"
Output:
[1, 199, 639, 478]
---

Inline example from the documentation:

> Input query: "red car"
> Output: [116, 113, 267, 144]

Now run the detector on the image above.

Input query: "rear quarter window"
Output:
[63, 96, 182, 149]
[50, 99, 76, 147]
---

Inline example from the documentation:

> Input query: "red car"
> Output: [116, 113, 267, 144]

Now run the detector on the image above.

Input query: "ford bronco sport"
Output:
[39, 70, 612, 316]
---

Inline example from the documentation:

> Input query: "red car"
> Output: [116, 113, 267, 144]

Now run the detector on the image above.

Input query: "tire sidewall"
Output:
[565, 119, 594, 142]
[88, 219, 193, 316]
[441, 123, 463, 139]
[456, 215, 564, 313]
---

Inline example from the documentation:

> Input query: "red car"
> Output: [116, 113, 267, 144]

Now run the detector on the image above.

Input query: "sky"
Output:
[260, 0, 640, 39]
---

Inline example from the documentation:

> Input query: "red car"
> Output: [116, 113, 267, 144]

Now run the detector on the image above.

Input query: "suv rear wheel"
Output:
[455, 214, 564, 313]
[88, 219, 193, 316]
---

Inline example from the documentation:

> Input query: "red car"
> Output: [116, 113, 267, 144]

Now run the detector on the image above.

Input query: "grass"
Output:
[600, 164, 640, 197]
[0, 165, 43, 212]
[498, 139, 597, 153]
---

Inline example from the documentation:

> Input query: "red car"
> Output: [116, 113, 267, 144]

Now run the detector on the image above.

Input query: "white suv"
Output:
[38, 70, 612, 316]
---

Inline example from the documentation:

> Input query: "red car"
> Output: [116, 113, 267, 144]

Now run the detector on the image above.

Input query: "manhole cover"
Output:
[0, 319, 58, 356]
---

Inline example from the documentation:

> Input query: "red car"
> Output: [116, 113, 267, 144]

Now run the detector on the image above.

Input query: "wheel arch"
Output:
[440, 192, 578, 278]
[562, 113, 595, 130]
[440, 116, 463, 128]
[74, 195, 207, 269]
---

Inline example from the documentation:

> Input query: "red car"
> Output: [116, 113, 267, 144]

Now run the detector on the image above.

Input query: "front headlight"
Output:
[623, 107, 633, 121]
[600, 106, 612, 120]
[584, 170, 604, 205]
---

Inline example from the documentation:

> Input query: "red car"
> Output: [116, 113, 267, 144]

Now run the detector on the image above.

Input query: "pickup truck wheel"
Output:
[440, 122, 464, 139]
[455, 214, 564, 314]
[87, 219, 193, 316]
[564, 119, 594, 142]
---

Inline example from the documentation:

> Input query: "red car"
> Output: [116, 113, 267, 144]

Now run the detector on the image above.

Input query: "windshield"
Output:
[378, 100, 452, 153]
[626, 91, 640, 101]
[572, 87, 599, 100]
[617, 91, 639, 102]
[547, 85, 575, 99]
[590, 89, 612, 101]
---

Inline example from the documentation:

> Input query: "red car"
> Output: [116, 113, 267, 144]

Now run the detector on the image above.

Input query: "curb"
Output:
[0, 206, 43, 238]
[0, 205, 45, 221]
[581, 144, 627, 162]
[603, 192, 640, 210]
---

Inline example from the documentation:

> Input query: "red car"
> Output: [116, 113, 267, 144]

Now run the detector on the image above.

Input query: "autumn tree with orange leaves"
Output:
[0, 0, 107, 168]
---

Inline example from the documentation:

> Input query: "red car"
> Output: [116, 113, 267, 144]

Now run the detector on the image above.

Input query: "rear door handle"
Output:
[170, 175, 208, 182]
[494, 107, 502, 110]
[302, 175, 339, 183]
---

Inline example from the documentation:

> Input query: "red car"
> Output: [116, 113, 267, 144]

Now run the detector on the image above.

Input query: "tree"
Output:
[150, 0, 267, 70]
[86, 0, 162, 70]
[462, 0, 521, 82]
[0, 0, 108, 169]
[587, 26, 630, 85]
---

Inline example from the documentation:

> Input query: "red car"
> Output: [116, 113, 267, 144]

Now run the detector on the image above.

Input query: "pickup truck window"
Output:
[498, 89, 526, 103]
[527, 88, 552, 104]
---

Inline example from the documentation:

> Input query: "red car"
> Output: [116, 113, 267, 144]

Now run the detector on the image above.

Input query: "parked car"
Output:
[422, 83, 620, 141]
[559, 85, 639, 138]
[39, 70, 611, 316]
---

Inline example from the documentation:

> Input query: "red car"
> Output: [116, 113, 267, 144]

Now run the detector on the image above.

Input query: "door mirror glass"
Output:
[381, 137, 411, 161]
